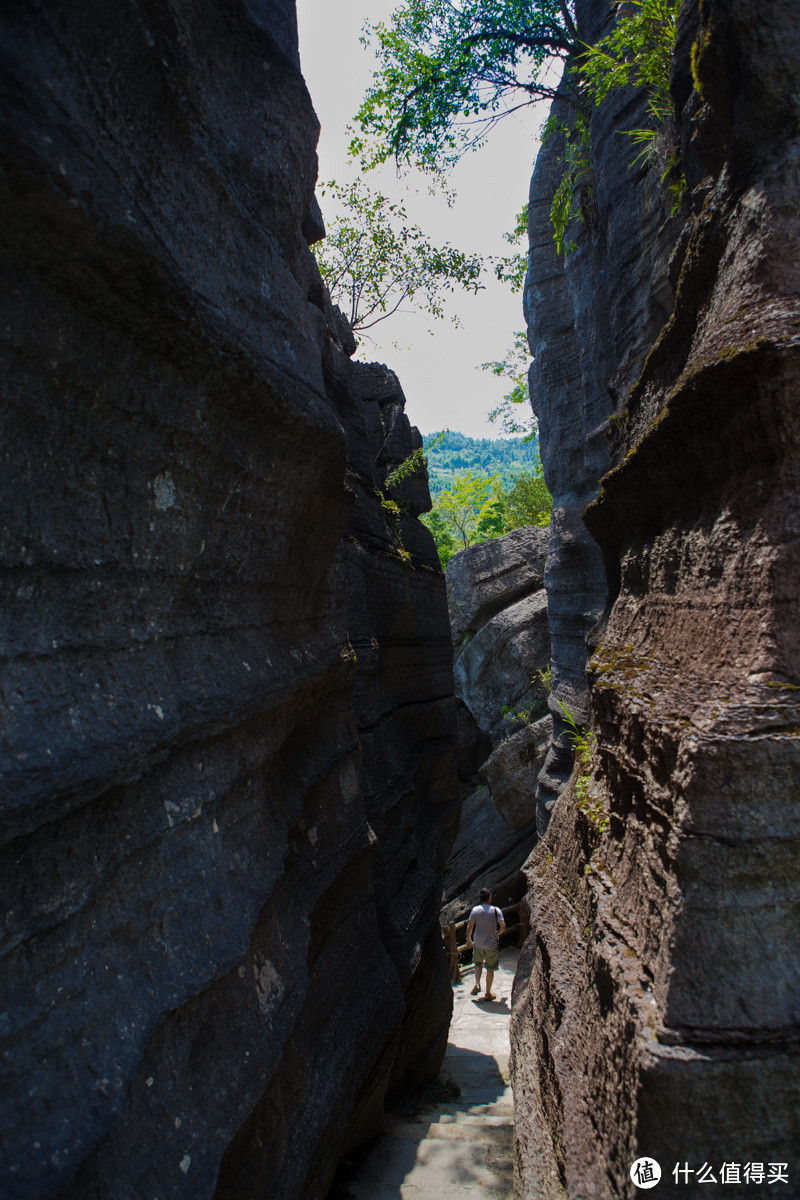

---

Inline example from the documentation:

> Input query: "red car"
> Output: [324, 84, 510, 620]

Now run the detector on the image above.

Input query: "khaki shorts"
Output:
[473, 946, 499, 971]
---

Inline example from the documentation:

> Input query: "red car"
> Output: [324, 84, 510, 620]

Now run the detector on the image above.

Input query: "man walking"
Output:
[466, 887, 505, 1000]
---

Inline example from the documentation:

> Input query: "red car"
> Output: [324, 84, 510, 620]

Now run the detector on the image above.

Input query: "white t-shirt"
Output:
[469, 904, 502, 948]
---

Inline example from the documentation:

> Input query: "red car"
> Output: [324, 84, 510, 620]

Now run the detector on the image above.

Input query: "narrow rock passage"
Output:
[340, 948, 519, 1199]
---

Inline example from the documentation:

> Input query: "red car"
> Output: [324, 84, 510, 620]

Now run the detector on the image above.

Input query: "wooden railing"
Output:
[442, 901, 530, 984]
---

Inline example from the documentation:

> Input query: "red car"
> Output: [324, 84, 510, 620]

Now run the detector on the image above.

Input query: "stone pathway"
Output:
[338, 948, 519, 1199]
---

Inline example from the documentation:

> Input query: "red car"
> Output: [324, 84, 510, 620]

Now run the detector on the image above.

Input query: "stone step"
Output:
[338, 949, 522, 1199]
[438, 1092, 513, 1111]
[435, 1098, 514, 1113]
[344, 1186, 515, 1200]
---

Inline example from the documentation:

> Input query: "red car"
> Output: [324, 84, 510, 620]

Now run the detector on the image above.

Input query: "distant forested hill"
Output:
[421, 430, 540, 495]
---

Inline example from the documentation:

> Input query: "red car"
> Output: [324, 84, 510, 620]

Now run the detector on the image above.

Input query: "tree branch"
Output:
[558, 0, 579, 45]
[356, 287, 413, 331]
[462, 24, 579, 57]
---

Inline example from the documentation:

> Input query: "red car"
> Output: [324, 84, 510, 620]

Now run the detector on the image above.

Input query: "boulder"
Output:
[446, 524, 549, 649]
[452, 590, 550, 743]
[480, 714, 552, 830]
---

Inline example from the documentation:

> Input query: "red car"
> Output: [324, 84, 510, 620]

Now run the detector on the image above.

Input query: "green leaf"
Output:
[312, 179, 484, 332]
[353, 0, 580, 177]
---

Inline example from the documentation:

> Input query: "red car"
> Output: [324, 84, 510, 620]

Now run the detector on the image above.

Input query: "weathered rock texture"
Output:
[513, 0, 800, 1195]
[525, 10, 683, 835]
[442, 529, 550, 923]
[480, 714, 551, 831]
[0, 4, 459, 1198]
[447, 527, 550, 747]
[447, 525, 549, 648]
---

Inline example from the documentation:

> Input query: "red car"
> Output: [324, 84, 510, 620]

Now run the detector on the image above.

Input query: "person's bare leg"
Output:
[484, 969, 495, 999]
[472, 963, 483, 994]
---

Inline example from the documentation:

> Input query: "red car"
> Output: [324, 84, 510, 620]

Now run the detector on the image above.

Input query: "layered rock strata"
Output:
[448, 526, 550, 748]
[480, 714, 551, 831]
[0, 4, 459, 1198]
[513, 0, 800, 1195]
[526, 2, 682, 835]
[442, 528, 551, 921]
[447, 524, 550, 649]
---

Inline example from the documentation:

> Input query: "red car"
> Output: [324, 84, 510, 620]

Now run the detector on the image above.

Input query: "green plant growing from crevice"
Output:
[378, 488, 413, 564]
[582, 0, 685, 190]
[548, 0, 684, 254]
[378, 431, 446, 566]
[545, 111, 593, 255]
[660, 149, 687, 214]
[557, 701, 608, 833]
[689, 21, 711, 100]
[501, 668, 552, 728]
[500, 695, 547, 724]
[384, 441, 428, 490]
[579, 0, 678, 117]
[501, 702, 535, 723]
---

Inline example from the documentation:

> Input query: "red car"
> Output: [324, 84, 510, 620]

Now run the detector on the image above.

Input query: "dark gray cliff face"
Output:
[0, 3, 459, 1198]
[526, 0, 682, 836]
[440, 528, 551, 925]
[514, 0, 800, 1195]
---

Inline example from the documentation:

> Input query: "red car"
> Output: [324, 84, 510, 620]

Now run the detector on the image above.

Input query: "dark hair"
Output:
[479, 887, 491, 902]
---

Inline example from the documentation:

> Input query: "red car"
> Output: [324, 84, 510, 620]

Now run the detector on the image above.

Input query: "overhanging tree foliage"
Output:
[313, 180, 484, 331]
[548, 0, 683, 247]
[350, 0, 580, 175]
[350, 0, 682, 245]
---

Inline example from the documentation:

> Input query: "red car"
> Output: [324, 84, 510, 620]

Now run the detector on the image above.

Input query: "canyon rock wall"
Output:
[448, 526, 550, 749]
[0, 3, 459, 1197]
[526, 0, 683, 836]
[513, 0, 800, 1195]
[441, 528, 551, 922]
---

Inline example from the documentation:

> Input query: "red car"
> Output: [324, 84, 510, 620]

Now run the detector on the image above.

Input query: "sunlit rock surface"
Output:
[447, 528, 550, 747]
[512, 0, 800, 1194]
[447, 524, 548, 649]
[0, 3, 459, 1197]
[442, 529, 550, 924]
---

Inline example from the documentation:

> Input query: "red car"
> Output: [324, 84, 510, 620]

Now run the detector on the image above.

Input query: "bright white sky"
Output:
[295, 0, 548, 438]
